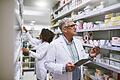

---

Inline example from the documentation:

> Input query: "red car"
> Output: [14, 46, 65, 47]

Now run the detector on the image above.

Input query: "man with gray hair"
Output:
[45, 18, 100, 80]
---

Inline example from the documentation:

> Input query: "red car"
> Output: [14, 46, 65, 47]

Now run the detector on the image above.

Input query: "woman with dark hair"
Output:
[40, 28, 55, 43]
[22, 27, 55, 80]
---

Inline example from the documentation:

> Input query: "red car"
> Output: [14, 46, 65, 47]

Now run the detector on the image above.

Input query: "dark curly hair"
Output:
[40, 28, 55, 43]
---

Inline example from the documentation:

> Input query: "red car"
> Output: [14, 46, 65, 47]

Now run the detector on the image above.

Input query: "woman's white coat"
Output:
[26, 32, 49, 80]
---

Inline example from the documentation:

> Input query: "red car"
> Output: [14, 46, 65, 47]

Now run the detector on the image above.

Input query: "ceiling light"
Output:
[30, 23, 34, 26]
[31, 21, 36, 23]
[35, 1, 48, 8]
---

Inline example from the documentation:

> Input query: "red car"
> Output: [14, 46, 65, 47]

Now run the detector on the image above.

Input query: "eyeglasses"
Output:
[64, 24, 76, 29]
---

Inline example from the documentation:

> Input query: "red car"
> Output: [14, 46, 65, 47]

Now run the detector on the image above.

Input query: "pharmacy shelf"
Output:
[23, 68, 35, 70]
[74, 3, 120, 21]
[23, 62, 35, 63]
[22, 56, 29, 57]
[54, 0, 71, 13]
[22, 53, 35, 72]
[15, 12, 23, 26]
[15, 62, 22, 80]
[14, 31, 22, 62]
[18, 0, 23, 4]
[51, 23, 59, 28]
[84, 74, 95, 80]
[15, 43, 22, 63]
[77, 26, 120, 32]
[82, 43, 120, 51]
[104, 57, 120, 63]
[53, 2, 120, 22]
[51, 0, 60, 15]
[110, 58, 120, 63]
[15, 0, 23, 27]
[15, 9, 23, 31]
[92, 61, 120, 73]
[82, 43, 94, 47]
[52, 0, 93, 21]
[23, 61, 35, 71]
[53, 0, 60, 7]
[101, 46, 120, 52]
[15, 0, 23, 79]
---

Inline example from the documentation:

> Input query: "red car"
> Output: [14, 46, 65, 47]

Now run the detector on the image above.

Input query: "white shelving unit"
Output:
[84, 60, 120, 79]
[54, 0, 71, 14]
[52, 0, 100, 21]
[14, 0, 23, 80]
[0, 0, 23, 80]
[92, 61, 120, 74]
[22, 55, 35, 71]
[77, 25, 120, 32]
[83, 43, 120, 51]
[73, 3, 120, 21]
[21, 31, 36, 72]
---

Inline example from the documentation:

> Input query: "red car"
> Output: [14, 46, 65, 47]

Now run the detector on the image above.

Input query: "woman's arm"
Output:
[26, 32, 41, 46]
[23, 26, 41, 46]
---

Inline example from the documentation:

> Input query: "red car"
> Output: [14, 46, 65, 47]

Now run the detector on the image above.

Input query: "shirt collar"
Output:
[62, 35, 74, 45]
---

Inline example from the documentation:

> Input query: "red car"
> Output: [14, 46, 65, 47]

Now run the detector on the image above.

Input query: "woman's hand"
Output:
[22, 48, 29, 53]
[23, 26, 28, 33]
[89, 46, 100, 58]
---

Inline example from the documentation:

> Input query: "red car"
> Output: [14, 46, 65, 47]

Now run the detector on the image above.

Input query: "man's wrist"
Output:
[89, 54, 94, 61]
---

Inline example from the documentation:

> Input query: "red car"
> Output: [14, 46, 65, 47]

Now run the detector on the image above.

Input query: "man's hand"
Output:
[89, 46, 100, 58]
[66, 62, 75, 72]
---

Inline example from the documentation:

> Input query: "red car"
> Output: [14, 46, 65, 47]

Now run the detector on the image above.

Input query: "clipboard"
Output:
[74, 58, 91, 67]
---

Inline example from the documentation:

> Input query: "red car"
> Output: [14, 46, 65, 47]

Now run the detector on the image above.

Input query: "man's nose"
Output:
[73, 25, 77, 30]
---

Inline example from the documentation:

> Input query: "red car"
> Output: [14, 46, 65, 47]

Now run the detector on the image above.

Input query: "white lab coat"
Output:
[26, 32, 49, 80]
[45, 35, 89, 80]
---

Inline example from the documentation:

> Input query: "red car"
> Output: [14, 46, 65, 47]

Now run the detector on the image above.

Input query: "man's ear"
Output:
[62, 28, 67, 33]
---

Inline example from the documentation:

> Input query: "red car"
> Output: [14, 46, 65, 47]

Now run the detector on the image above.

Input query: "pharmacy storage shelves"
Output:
[54, 0, 71, 14]
[73, 3, 120, 21]
[77, 26, 120, 32]
[22, 31, 36, 72]
[84, 74, 95, 80]
[52, 0, 101, 21]
[14, 0, 23, 80]
[22, 55, 35, 71]
[23, 68, 35, 71]
[14, 42, 22, 63]
[82, 43, 120, 51]
[15, 12, 23, 27]
[15, 0, 23, 27]
[91, 61, 120, 74]
[84, 60, 120, 79]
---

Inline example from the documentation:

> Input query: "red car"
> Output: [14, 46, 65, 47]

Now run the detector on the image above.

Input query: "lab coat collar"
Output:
[62, 35, 74, 45]
[58, 35, 76, 43]
[58, 35, 77, 62]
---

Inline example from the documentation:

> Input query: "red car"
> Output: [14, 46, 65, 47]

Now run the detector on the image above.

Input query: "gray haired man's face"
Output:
[62, 24, 77, 36]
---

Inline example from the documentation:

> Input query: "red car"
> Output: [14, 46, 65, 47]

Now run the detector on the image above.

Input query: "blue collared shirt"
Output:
[63, 36, 79, 63]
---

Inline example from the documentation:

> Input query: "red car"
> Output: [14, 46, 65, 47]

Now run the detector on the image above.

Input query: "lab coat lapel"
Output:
[59, 36, 73, 60]
[73, 37, 81, 59]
